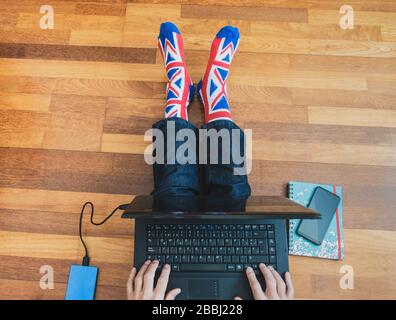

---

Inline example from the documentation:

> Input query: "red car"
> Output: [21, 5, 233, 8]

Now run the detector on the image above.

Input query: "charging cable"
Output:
[79, 202, 129, 266]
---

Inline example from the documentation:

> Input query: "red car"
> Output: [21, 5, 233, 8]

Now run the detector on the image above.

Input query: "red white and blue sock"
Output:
[198, 26, 240, 124]
[158, 22, 194, 121]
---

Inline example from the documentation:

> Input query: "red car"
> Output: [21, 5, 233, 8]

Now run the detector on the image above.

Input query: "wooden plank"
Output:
[75, 3, 127, 16]
[0, 59, 164, 81]
[0, 29, 71, 45]
[42, 94, 107, 151]
[53, 78, 158, 98]
[289, 54, 396, 74]
[0, 110, 48, 148]
[309, 9, 396, 27]
[101, 133, 150, 154]
[291, 87, 396, 109]
[181, 5, 308, 22]
[0, 209, 134, 238]
[0, 188, 131, 214]
[250, 22, 381, 41]
[0, 231, 134, 264]
[308, 106, 396, 128]
[0, 43, 156, 64]
[0, 92, 51, 111]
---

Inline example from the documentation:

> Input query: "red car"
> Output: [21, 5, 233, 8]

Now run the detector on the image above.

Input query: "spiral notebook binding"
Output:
[288, 182, 296, 249]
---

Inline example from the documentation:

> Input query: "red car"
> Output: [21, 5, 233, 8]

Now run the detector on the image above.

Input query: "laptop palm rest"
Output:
[188, 279, 219, 298]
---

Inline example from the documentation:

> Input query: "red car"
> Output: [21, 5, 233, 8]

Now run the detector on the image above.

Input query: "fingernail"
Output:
[176, 288, 181, 293]
[259, 263, 265, 268]
[268, 266, 274, 270]
[153, 260, 159, 264]
[164, 264, 170, 269]
[145, 260, 150, 264]
[246, 267, 253, 272]
[132, 267, 136, 271]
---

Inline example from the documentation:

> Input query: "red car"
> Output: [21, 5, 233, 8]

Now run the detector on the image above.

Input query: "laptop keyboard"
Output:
[146, 223, 277, 273]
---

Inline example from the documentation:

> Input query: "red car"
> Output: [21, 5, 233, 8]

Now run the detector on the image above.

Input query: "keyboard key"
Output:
[227, 264, 236, 272]
[215, 255, 223, 263]
[236, 264, 243, 271]
[248, 255, 268, 263]
[232, 256, 239, 263]
[211, 247, 219, 255]
[269, 255, 277, 264]
[268, 239, 275, 246]
[223, 255, 231, 263]
[207, 255, 215, 263]
[269, 247, 276, 254]
[225, 239, 232, 246]
[268, 231, 275, 239]
[243, 247, 251, 254]
[180, 264, 227, 272]
[147, 246, 160, 254]
[147, 239, 158, 246]
[252, 231, 266, 238]
[171, 264, 179, 271]
[251, 247, 260, 255]
[259, 246, 268, 254]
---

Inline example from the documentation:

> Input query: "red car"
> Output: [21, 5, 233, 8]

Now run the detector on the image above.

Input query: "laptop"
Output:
[122, 195, 319, 300]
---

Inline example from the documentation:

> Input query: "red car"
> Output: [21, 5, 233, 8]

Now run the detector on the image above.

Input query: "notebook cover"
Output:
[288, 181, 344, 260]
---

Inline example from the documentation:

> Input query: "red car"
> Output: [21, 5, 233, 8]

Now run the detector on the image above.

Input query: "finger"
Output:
[245, 267, 266, 300]
[285, 272, 294, 299]
[134, 260, 151, 292]
[268, 266, 287, 299]
[234, 296, 242, 300]
[127, 267, 136, 297]
[259, 264, 277, 298]
[165, 288, 181, 300]
[154, 264, 171, 298]
[143, 260, 159, 293]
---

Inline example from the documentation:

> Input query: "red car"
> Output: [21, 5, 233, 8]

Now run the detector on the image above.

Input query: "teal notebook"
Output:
[288, 181, 344, 260]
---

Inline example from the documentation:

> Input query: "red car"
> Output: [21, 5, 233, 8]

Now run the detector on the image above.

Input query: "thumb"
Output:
[234, 296, 242, 300]
[165, 288, 181, 300]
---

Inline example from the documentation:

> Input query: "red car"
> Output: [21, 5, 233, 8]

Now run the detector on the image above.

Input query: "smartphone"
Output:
[65, 265, 98, 300]
[296, 187, 340, 245]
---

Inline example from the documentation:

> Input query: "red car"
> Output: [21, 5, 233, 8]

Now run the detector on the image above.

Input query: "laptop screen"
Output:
[121, 195, 320, 219]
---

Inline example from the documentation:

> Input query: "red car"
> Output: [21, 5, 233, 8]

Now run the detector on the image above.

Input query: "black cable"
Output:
[79, 201, 128, 266]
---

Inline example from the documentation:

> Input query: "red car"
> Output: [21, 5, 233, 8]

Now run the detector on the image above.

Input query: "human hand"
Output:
[127, 260, 181, 300]
[235, 264, 294, 300]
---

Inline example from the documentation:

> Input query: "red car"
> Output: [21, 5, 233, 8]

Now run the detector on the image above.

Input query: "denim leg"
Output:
[151, 118, 199, 196]
[201, 120, 251, 198]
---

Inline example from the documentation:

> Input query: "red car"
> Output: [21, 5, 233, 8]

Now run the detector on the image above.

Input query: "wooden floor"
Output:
[1, 0, 396, 300]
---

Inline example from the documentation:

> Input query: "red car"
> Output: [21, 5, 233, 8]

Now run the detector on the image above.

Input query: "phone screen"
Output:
[296, 187, 340, 245]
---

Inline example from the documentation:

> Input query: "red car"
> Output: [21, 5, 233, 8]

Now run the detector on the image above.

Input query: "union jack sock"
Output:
[158, 22, 194, 121]
[198, 26, 240, 123]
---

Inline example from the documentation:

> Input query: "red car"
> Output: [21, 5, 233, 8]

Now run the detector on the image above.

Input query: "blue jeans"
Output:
[151, 118, 251, 198]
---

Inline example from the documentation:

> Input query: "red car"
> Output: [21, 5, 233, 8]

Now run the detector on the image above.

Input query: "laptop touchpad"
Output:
[188, 280, 219, 298]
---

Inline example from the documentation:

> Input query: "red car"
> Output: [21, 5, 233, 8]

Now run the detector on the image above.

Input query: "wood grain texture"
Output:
[1, 0, 396, 300]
